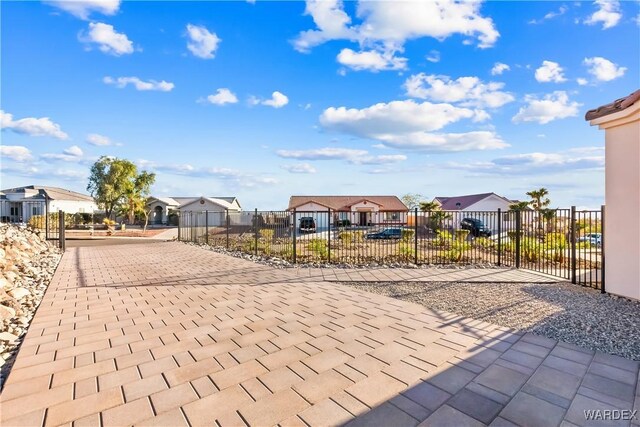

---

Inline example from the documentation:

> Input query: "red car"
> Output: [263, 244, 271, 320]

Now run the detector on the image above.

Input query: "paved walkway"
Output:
[1, 242, 638, 427]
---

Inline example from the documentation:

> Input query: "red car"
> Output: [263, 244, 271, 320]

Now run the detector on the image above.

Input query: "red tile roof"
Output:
[585, 89, 640, 121]
[288, 195, 408, 211]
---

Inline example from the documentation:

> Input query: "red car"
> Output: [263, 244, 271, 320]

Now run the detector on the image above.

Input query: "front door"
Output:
[359, 212, 368, 226]
[154, 206, 163, 224]
[9, 203, 22, 223]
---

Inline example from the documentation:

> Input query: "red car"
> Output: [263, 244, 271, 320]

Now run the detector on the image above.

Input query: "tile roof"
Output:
[288, 195, 408, 211]
[585, 89, 640, 121]
[0, 185, 94, 202]
[434, 192, 511, 210]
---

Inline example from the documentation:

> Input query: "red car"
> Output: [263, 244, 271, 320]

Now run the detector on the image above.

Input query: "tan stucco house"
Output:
[1, 185, 97, 223]
[147, 196, 241, 225]
[586, 89, 640, 300]
[287, 195, 409, 227]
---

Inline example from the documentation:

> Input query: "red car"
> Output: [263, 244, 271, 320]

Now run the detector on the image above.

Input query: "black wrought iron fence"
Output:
[178, 206, 605, 290]
[0, 200, 65, 250]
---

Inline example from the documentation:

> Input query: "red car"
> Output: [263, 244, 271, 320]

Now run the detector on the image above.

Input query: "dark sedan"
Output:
[365, 228, 402, 239]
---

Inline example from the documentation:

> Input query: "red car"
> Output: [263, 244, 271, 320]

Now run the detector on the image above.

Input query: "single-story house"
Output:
[147, 196, 241, 225]
[0, 185, 98, 223]
[288, 195, 409, 228]
[433, 192, 514, 211]
[431, 192, 519, 233]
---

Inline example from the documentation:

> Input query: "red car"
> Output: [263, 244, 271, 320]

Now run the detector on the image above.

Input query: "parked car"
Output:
[335, 219, 351, 227]
[365, 228, 402, 240]
[460, 218, 491, 237]
[299, 217, 316, 233]
[578, 233, 602, 247]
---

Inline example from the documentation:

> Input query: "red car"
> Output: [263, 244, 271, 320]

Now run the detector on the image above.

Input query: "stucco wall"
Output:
[604, 120, 640, 300]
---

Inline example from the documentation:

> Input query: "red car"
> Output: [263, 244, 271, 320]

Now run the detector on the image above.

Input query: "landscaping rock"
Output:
[0, 223, 61, 389]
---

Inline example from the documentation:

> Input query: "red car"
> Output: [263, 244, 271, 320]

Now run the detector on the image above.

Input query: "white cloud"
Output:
[276, 147, 407, 164]
[534, 61, 567, 83]
[321, 100, 477, 136]
[404, 74, 514, 108]
[205, 88, 239, 105]
[293, 0, 499, 72]
[336, 48, 407, 71]
[86, 133, 113, 146]
[80, 22, 134, 56]
[426, 50, 440, 63]
[281, 163, 317, 174]
[46, 0, 120, 19]
[374, 131, 507, 152]
[577, 78, 589, 86]
[319, 100, 506, 152]
[491, 62, 510, 75]
[583, 56, 626, 81]
[103, 76, 174, 92]
[252, 91, 289, 108]
[528, 5, 568, 24]
[0, 145, 32, 162]
[186, 24, 221, 59]
[0, 110, 68, 139]
[512, 91, 581, 124]
[584, 0, 621, 29]
[448, 147, 604, 175]
[42, 145, 84, 162]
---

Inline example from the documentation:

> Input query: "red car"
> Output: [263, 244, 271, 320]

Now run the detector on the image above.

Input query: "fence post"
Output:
[292, 209, 297, 264]
[58, 210, 65, 251]
[497, 208, 502, 266]
[177, 211, 181, 241]
[205, 210, 209, 245]
[254, 208, 259, 256]
[327, 208, 331, 263]
[515, 210, 521, 268]
[414, 208, 418, 264]
[571, 206, 577, 284]
[45, 195, 49, 240]
[600, 205, 605, 293]
[226, 209, 229, 249]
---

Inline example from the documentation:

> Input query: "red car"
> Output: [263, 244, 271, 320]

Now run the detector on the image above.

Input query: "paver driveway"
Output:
[1, 242, 639, 427]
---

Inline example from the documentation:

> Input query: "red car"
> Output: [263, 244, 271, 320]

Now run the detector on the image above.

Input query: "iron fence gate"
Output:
[0, 200, 65, 250]
[178, 206, 605, 291]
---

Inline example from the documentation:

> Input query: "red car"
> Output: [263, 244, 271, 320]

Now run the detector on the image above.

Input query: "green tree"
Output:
[419, 201, 440, 212]
[401, 193, 424, 210]
[526, 188, 550, 211]
[87, 156, 155, 220]
[123, 171, 156, 224]
[509, 201, 531, 211]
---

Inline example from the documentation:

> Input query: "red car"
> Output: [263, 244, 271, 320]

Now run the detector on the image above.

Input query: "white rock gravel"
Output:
[0, 224, 61, 388]
[341, 280, 640, 361]
[186, 242, 496, 270]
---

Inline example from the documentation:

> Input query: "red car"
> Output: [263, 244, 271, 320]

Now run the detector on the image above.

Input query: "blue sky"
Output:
[1, 0, 638, 210]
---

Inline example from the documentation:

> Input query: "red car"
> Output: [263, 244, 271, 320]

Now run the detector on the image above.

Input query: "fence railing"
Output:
[1, 200, 66, 250]
[178, 207, 605, 291]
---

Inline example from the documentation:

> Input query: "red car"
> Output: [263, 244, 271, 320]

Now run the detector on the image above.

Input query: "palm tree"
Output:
[526, 188, 551, 232]
[526, 188, 550, 211]
[509, 201, 530, 211]
[419, 201, 440, 212]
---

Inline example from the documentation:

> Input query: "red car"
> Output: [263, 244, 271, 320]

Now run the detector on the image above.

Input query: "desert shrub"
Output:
[398, 242, 414, 257]
[520, 237, 540, 262]
[474, 237, 494, 249]
[339, 231, 364, 247]
[27, 215, 46, 230]
[260, 229, 275, 254]
[455, 229, 470, 241]
[435, 230, 453, 246]
[401, 229, 415, 242]
[545, 232, 567, 250]
[307, 238, 328, 259]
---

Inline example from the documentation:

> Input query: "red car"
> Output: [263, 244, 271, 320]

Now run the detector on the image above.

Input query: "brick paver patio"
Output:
[1, 242, 638, 426]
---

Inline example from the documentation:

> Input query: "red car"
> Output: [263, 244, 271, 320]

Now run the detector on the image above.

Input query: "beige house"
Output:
[147, 196, 241, 225]
[1, 185, 97, 223]
[586, 89, 640, 300]
[288, 195, 408, 227]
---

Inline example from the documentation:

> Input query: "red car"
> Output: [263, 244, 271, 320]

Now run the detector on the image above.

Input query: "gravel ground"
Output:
[341, 281, 640, 361]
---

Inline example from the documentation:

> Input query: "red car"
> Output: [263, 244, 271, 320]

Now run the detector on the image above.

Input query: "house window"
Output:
[338, 212, 349, 220]
[385, 212, 400, 221]
[10, 207, 18, 216]
[32, 206, 42, 215]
